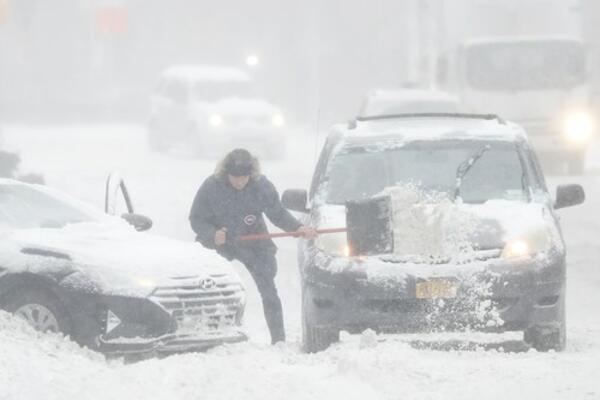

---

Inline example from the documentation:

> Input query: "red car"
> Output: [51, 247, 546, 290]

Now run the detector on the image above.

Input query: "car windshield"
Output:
[466, 41, 585, 91]
[0, 184, 100, 229]
[193, 80, 256, 102]
[363, 100, 459, 116]
[323, 140, 529, 205]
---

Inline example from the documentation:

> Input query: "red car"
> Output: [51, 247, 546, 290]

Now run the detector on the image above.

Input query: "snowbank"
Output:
[1, 311, 598, 400]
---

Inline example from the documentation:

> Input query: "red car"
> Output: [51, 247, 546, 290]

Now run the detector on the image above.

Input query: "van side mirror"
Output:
[554, 184, 585, 209]
[282, 189, 309, 213]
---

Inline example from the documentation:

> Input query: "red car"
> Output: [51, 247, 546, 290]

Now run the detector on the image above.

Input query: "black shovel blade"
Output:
[345, 195, 393, 256]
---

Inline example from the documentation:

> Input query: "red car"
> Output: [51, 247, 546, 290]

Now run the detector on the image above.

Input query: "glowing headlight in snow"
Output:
[209, 114, 224, 127]
[135, 277, 157, 288]
[271, 114, 285, 127]
[501, 239, 530, 259]
[316, 231, 351, 257]
[564, 112, 593, 143]
[342, 245, 352, 257]
[501, 227, 553, 260]
[245, 55, 259, 67]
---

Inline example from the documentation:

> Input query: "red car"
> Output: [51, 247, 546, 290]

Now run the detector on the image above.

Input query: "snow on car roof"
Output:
[162, 65, 251, 82]
[338, 116, 528, 144]
[365, 89, 459, 103]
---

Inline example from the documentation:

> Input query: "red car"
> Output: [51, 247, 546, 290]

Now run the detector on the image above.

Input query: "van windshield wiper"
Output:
[454, 145, 491, 201]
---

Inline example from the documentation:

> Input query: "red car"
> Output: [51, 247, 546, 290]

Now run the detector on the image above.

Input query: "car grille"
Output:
[149, 274, 244, 334]
[378, 248, 502, 264]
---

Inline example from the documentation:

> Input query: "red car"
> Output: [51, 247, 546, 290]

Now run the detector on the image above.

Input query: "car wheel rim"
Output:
[15, 304, 60, 332]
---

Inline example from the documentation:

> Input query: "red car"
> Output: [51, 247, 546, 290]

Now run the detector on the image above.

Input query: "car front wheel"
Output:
[5, 288, 72, 335]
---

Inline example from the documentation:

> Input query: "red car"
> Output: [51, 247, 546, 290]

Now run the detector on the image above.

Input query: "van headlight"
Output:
[315, 231, 350, 257]
[564, 111, 593, 144]
[501, 230, 551, 260]
[271, 114, 285, 127]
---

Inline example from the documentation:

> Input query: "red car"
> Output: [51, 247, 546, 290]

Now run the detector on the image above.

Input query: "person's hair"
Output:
[215, 148, 261, 179]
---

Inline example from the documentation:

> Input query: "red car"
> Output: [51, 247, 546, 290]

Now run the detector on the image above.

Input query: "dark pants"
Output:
[231, 246, 285, 344]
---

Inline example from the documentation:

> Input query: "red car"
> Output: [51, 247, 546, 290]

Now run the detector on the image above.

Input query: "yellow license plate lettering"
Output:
[415, 280, 457, 299]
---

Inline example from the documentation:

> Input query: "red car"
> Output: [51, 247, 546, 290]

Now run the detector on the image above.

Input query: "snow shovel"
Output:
[344, 195, 394, 255]
[239, 227, 347, 241]
[239, 195, 394, 256]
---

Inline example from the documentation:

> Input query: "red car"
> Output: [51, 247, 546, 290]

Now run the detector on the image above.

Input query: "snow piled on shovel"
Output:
[385, 183, 478, 263]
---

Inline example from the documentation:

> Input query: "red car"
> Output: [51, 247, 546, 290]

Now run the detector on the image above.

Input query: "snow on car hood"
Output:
[0, 221, 238, 297]
[194, 97, 279, 117]
[315, 188, 559, 267]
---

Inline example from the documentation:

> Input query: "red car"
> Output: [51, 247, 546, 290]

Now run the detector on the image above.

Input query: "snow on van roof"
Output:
[339, 115, 527, 144]
[366, 89, 459, 103]
[162, 65, 251, 82]
[463, 35, 584, 48]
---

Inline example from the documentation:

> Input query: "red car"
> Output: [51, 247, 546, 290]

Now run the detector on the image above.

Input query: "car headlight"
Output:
[501, 229, 551, 260]
[315, 231, 351, 257]
[209, 114, 224, 127]
[501, 238, 530, 259]
[564, 111, 593, 144]
[271, 113, 285, 127]
[135, 277, 157, 289]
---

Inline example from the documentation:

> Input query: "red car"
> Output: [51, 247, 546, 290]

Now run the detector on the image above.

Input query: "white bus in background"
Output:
[449, 36, 592, 174]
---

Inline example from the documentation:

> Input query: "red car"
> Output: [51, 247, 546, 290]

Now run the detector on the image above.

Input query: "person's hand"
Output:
[296, 225, 317, 239]
[215, 227, 227, 246]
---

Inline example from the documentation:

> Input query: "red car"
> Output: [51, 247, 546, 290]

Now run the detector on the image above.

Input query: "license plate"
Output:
[415, 280, 457, 299]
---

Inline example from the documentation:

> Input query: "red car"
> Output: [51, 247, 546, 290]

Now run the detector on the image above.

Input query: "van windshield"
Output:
[323, 140, 530, 204]
[466, 41, 585, 91]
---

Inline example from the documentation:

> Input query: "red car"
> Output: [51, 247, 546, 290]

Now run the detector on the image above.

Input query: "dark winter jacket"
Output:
[189, 174, 302, 259]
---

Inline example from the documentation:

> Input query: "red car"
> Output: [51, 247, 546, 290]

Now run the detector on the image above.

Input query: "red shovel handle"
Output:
[239, 227, 347, 241]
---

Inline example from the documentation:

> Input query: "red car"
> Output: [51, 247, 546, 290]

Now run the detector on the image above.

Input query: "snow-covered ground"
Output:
[1, 123, 599, 399]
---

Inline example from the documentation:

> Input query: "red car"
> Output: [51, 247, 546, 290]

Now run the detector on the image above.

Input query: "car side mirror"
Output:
[121, 213, 153, 231]
[282, 189, 309, 213]
[554, 184, 585, 209]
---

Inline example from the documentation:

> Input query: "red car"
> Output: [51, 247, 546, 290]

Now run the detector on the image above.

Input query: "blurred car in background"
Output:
[0, 122, 44, 184]
[148, 64, 287, 159]
[0, 178, 246, 355]
[0, 143, 44, 185]
[0, 151, 44, 184]
[359, 88, 462, 117]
